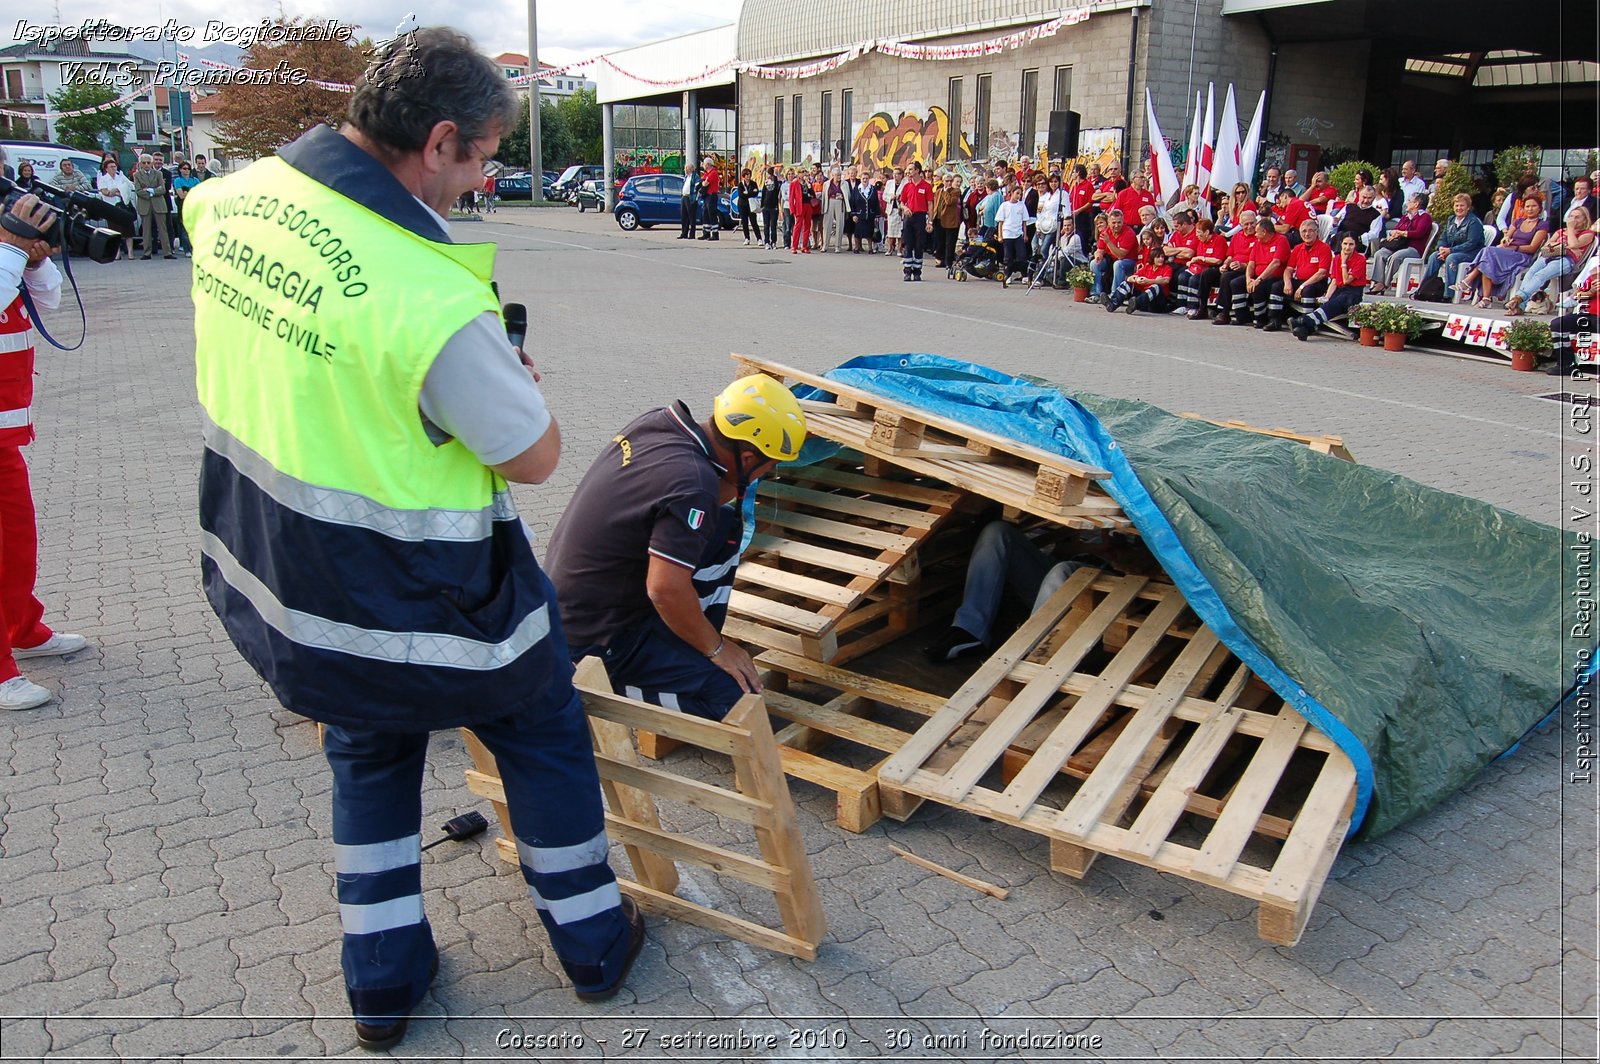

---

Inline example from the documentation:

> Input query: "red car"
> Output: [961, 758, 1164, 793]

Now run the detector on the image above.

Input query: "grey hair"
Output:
[348, 27, 519, 157]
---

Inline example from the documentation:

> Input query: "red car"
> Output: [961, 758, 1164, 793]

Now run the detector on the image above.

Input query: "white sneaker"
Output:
[0, 676, 52, 710]
[13, 632, 88, 659]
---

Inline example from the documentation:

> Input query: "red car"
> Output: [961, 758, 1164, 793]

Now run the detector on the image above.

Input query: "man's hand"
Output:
[711, 639, 763, 695]
[514, 345, 540, 383]
[0, 194, 56, 252]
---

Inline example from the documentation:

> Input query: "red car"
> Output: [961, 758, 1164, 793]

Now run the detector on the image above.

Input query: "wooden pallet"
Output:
[727, 458, 964, 664]
[733, 355, 1130, 532]
[462, 658, 826, 960]
[876, 569, 1358, 947]
[1178, 414, 1356, 463]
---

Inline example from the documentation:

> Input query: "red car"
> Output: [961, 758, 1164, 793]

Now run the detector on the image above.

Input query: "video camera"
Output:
[0, 175, 128, 264]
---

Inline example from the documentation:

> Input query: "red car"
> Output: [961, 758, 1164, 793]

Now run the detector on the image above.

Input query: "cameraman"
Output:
[0, 194, 88, 711]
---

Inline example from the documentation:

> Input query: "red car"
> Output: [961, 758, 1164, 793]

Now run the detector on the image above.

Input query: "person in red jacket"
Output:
[788, 171, 813, 254]
[699, 157, 722, 240]
[1212, 210, 1260, 325]
[1178, 217, 1230, 319]
[1105, 247, 1176, 314]
[1291, 234, 1368, 340]
[1282, 219, 1334, 312]
[1271, 188, 1312, 247]
[1244, 216, 1292, 330]
[0, 194, 88, 711]
[1115, 173, 1157, 231]
[897, 161, 934, 281]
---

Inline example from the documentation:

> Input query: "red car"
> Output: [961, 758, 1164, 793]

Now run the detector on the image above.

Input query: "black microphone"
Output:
[502, 302, 527, 350]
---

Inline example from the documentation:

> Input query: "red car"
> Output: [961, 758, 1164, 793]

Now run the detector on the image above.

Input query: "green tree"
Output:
[556, 88, 601, 163]
[48, 81, 128, 152]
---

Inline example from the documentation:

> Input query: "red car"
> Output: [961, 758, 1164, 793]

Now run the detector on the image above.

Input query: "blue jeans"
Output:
[323, 702, 632, 1020]
[1422, 251, 1472, 289]
[1092, 256, 1135, 296]
[953, 521, 1082, 644]
[1515, 256, 1575, 301]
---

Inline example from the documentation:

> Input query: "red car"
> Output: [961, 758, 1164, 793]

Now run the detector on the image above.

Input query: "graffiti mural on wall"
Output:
[614, 149, 684, 181]
[851, 107, 974, 170]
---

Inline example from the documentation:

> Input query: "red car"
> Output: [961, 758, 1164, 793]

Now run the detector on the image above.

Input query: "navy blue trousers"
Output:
[322, 694, 633, 1020]
[572, 504, 743, 721]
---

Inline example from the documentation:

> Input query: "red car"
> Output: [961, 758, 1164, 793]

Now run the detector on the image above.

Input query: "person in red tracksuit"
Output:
[787, 173, 813, 254]
[0, 194, 88, 711]
[897, 161, 934, 281]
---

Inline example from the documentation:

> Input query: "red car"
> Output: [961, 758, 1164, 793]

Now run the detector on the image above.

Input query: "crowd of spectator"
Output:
[4, 148, 219, 261]
[703, 152, 1597, 366]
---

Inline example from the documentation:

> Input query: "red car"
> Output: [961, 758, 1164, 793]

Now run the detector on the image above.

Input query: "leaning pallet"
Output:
[726, 456, 967, 665]
[461, 658, 826, 960]
[733, 355, 1130, 531]
[875, 568, 1357, 947]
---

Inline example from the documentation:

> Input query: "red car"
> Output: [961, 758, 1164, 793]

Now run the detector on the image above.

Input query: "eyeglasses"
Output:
[455, 132, 493, 166]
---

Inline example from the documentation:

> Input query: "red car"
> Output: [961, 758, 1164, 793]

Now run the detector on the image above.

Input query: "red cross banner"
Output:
[1486, 322, 1510, 353]
[1444, 315, 1468, 341]
[1465, 318, 1491, 346]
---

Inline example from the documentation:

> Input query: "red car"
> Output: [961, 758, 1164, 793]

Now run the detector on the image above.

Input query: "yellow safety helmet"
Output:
[713, 374, 807, 462]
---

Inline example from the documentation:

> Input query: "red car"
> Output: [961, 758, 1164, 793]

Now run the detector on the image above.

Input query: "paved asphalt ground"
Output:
[0, 203, 1594, 1062]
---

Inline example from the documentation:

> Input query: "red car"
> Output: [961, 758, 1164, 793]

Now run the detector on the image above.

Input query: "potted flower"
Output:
[1376, 303, 1423, 352]
[1065, 266, 1094, 302]
[1349, 303, 1381, 347]
[1503, 318, 1553, 372]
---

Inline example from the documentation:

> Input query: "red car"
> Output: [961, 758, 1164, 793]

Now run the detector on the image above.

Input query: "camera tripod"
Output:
[1025, 234, 1076, 294]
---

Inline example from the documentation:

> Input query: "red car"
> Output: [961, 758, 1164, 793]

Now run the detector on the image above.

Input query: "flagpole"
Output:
[527, 0, 544, 202]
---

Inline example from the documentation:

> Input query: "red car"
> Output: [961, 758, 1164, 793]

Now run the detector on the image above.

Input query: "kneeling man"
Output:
[546, 375, 806, 719]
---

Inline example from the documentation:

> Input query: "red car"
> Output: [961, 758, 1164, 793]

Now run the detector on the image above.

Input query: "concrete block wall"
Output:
[736, 10, 1144, 169]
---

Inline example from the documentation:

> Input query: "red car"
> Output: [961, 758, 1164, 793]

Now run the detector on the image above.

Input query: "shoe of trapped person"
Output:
[13, 632, 88, 659]
[923, 625, 985, 664]
[575, 895, 647, 1003]
[354, 951, 439, 1051]
[0, 676, 52, 711]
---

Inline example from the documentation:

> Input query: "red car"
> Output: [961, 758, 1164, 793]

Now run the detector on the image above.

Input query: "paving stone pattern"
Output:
[0, 208, 1593, 1061]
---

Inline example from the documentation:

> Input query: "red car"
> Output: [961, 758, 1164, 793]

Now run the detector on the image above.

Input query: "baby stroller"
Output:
[951, 236, 1003, 282]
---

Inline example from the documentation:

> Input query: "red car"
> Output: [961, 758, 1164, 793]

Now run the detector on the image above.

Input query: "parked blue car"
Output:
[613, 173, 733, 231]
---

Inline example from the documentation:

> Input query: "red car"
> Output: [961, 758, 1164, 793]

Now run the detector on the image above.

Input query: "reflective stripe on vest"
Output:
[203, 413, 516, 542]
[0, 331, 32, 353]
[199, 529, 551, 670]
[0, 405, 30, 429]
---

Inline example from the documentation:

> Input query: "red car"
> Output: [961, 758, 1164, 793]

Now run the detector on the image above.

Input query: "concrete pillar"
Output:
[684, 89, 699, 172]
[602, 102, 616, 210]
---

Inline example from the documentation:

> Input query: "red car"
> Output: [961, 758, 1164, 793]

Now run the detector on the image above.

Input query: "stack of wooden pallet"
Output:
[718, 356, 1359, 946]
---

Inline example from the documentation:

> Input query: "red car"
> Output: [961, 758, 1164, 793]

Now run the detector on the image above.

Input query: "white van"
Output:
[0, 141, 106, 188]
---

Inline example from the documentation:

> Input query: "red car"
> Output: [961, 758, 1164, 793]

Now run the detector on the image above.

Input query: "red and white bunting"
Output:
[601, 55, 736, 87]
[876, 8, 1091, 60]
[736, 46, 868, 81]
[0, 78, 156, 120]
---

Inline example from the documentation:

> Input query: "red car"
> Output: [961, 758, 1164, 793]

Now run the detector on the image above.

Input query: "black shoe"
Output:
[1263, 320, 1282, 333]
[710, 233, 719, 241]
[140, 254, 151, 260]
[355, 951, 438, 1051]
[1292, 322, 1311, 342]
[1252, 319, 1266, 329]
[1547, 362, 1573, 376]
[1232, 318, 1253, 326]
[923, 625, 985, 663]
[1104, 300, 1118, 312]
[1211, 315, 1229, 326]
[164, 254, 176, 260]
[576, 895, 646, 1003]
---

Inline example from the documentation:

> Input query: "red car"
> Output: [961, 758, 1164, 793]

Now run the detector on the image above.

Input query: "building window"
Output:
[1053, 65, 1072, 113]
[792, 93, 802, 165]
[975, 74, 991, 159]
[775, 96, 785, 162]
[135, 110, 155, 139]
[841, 89, 853, 162]
[948, 77, 963, 156]
[612, 104, 684, 168]
[700, 106, 735, 156]
[1019, 69, 1039, 160]
[3, 70, 21, 99]
[820, 90, 832, 164]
